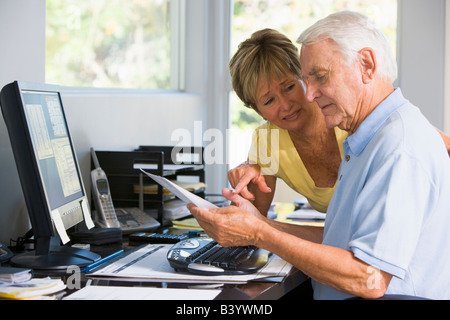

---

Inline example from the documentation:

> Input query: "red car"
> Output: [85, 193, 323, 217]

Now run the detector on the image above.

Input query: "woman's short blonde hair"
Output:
[229, 29, 302, 110]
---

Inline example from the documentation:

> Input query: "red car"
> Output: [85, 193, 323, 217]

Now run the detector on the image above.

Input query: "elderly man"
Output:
[188, 11, 450, 299]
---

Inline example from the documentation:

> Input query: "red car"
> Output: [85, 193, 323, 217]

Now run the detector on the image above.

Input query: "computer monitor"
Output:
[0, 81, 100, 272]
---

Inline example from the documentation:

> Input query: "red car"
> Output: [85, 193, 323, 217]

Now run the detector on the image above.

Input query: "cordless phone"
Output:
[90, 148, 160, 233]
[90, 148, 121, 228]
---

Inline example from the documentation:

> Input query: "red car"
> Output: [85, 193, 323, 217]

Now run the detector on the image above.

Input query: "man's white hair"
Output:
[297, 11, 397, 83]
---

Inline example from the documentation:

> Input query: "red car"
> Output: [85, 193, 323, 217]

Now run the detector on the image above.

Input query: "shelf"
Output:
[92, 146, 205, 226]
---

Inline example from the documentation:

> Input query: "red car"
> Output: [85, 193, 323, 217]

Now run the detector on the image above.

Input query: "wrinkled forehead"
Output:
[299, 39, 341, 79]
[253, 69, 299, 98]
[256, 71, 298, 91]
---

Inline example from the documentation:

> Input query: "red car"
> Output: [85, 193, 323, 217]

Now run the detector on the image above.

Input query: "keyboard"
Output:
[167, 237, 271, 275]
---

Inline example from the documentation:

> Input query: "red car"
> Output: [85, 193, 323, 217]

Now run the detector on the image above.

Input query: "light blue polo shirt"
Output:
[312, 89, 450, 300]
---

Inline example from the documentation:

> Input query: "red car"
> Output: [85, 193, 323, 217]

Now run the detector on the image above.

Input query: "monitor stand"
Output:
[10, 236, 100, 274]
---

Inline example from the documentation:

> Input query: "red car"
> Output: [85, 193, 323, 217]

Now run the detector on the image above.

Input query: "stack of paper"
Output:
[287, 208, 326, 220]
[171, 216, 202, 230]
[0, 267, 32, 285]
[163, 200, 191, 220]
[0, 277, 66, 300]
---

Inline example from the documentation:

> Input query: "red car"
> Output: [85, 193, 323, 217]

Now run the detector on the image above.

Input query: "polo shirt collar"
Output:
[346, 88, 407, 156]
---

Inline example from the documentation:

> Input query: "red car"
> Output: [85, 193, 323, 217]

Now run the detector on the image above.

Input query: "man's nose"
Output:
[304, 82, 321, 103]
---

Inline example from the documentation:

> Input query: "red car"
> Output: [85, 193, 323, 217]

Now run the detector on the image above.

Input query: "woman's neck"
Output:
[289, 107, 331, 144]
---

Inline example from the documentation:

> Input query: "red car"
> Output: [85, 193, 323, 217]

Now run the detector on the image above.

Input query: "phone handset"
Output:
[90, 148, 120, 228]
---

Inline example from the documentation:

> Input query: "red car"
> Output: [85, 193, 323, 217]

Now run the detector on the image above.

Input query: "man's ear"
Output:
[359, 47, 376, 83]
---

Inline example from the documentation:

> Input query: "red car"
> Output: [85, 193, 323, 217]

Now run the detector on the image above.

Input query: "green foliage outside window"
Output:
[46, 0, 171, 89]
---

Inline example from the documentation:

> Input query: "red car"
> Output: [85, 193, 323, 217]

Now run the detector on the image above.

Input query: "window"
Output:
[46, 0, 177, 89]
[228, 0, 398, 168]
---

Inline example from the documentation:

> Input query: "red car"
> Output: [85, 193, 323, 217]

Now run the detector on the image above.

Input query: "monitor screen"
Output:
[22, 90, 84, 211]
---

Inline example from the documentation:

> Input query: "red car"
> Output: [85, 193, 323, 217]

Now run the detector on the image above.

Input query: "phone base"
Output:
[10, 246, 100, 274]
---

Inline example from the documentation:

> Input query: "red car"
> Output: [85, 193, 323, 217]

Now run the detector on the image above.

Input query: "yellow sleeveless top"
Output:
[248, 121, 347, 213]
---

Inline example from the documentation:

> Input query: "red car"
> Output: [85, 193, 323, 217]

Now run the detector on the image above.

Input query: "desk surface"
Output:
[63, 266, 307, 300]
[4, 228, 307, 300]
[53, 231, 308, 300]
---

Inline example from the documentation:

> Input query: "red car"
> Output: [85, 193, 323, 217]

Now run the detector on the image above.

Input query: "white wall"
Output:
[397, 0, 447, 132]
[445, 0, 450, 135]
[0, 0, 46, 244]
[62, 91, 205, 191]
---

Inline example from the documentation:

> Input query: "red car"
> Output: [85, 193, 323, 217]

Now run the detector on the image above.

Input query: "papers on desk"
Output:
[171, 216, 202, 230]
[87, 244, 292, 284]
[286, 208, 326, 221]
[64, 286, 221, 300]
[0, 277, 65, 300]
[281, 207, 326, 227]
[0, 267, 32, 285]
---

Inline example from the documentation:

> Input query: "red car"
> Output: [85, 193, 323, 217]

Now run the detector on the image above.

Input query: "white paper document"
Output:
[287, 208, 326, 220]
[88, 244, 292, 284]
[64, 286, 221, 300]
[140, 169, 217, 209]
